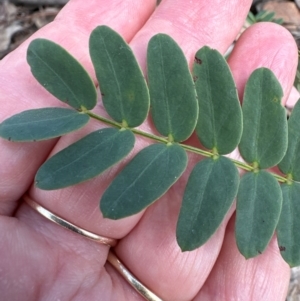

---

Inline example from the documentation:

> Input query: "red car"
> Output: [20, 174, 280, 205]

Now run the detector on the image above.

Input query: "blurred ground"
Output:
[0, 0, 300, 300]
[0, 0, 66, 58]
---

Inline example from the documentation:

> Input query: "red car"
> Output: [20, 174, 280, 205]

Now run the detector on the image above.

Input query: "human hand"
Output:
[0, 0, 298, 300]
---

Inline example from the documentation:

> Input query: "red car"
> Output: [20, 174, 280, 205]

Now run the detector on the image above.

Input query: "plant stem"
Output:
[87, 111, 288, 183]
[273, 173, 288, 183]
[87, 111, 122, 128]
[87, 111, 169, 143]
[130, 128, 169, 144]
[230, 158, 254, 172]
[179, 144, 213, 158]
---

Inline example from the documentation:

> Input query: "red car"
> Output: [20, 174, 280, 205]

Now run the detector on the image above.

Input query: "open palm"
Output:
[0, 0, 298, 300]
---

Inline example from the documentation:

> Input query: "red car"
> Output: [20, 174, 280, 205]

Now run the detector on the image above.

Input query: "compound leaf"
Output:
[278, 100, 300, 181]
[89, 26, 149, 128]
[236, 170, 282, 259]
[27, 39, 97, 110]
[35, 128, 134, 190]
[177, 156, 239, 251]
[100, 143, 187, 219]
[277, 182, 300, 267]
[239, 68, 287, 168]
[0, 108, 89, 141]
[193, 46, 242, 154]
[147, 34, 198, 142]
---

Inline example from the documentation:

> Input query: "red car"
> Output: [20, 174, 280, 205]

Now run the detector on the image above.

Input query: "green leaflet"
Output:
[27, 39, 97, 110]
[239, 68, 288, 169]
[35, 128, 134, 190]
[236, 170, 282, 259]
[147, 34, 198, 142]
[193, 46, 242, 154]
[100, 143, 187, 219]
[89, 26, 149, 128]
[0, 108, 89, 142]
[277, 183, 300, 267]
[177, 156, 239, 251]
[278, 100, 300, 181]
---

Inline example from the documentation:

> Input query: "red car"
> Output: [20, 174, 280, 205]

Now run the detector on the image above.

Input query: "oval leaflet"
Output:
[27, 39, 97, 110]
[89, 26, 149, 128]
[147, 34, 198, 142]
[100, 143, 187, 219]
[0, 108, 90, 142]
[177, 156, 239, 251]
[35, 128, 135, 190]
[193, 46, 242, 155]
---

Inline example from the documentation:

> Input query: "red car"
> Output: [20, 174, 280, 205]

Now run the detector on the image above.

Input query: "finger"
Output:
[131, 0, 251, 70]
[228, 22, 298, 104]
[286, 86, 300, 109]
[195, 215, 290, 301]
[115, 19, 298, 301]
[194, 23, 297, 301]
[0, 208, 139, 300]
[0, 0, 156, 215]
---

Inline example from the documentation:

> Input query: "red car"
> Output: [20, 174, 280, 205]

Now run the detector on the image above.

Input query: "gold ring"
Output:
[23, 194, 117, 247]
[23, 194, 164, 301]
[107, 251, 164, 301]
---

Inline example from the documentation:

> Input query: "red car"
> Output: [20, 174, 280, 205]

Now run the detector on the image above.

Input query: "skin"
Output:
[0, 0, 298, 300]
